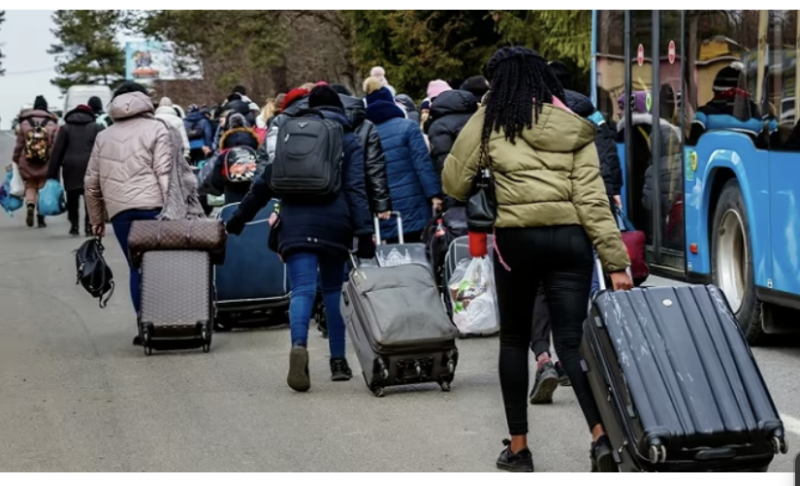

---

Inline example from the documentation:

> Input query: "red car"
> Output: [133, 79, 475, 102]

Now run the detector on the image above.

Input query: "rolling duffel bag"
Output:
[128, 219, 227, 268]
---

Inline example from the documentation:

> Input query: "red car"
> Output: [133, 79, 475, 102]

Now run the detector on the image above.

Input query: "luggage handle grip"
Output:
[373, 211, 403, 246]
[595, 258, 632, 293]
[694, 447, 736, 461]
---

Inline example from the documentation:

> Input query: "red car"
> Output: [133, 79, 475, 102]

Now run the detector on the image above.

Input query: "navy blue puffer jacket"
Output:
[367, 97, 442, 240]
[229, 107, 372, 260]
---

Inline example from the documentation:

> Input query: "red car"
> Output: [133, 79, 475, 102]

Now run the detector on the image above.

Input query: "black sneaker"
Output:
[556, 361, 571, 387]
[529, 361, 559, 404]
[330, 358, 353, 381]
[37, 215, 46, 228]
[25, 204, 34, 228]
[132, 335, 142, 346]
[287, 345, 311, 392]
[496, 439, 534, 472]
[69, 223, 80, 236]
[591, 435, 616, 472]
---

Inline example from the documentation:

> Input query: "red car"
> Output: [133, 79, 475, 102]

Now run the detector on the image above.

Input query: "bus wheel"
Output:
[711, 179, 764, 345]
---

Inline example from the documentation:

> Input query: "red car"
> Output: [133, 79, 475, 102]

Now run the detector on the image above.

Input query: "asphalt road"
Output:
[0, 131, 797, 472]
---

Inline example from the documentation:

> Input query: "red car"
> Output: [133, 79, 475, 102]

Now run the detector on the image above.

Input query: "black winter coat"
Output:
[231, 106, 372, 260]
[562, 90, 623, 199]
[47, 108, 102, 191]
[426, 90, 478, 176]
[340, 94, 392, 214]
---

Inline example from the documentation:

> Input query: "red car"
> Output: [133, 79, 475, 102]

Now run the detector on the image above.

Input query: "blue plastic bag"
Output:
[37, 179, 67, 216]
[0, 170, 23, 215]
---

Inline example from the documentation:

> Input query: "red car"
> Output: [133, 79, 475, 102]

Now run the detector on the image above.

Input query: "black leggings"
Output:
[493, 225, 601, 436]
[66, 188, 88, 226]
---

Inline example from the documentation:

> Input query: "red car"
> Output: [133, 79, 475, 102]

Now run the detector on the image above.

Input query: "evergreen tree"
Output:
[48, 10, 125, 92]
[345, 10, 501, 97]
[492, 11, 593, 72]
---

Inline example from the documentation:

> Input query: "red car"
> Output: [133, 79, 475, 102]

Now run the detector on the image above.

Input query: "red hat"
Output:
[282, 88, 310, 111]
[76, 104, 94, 114]
[315, 81, 329, 87]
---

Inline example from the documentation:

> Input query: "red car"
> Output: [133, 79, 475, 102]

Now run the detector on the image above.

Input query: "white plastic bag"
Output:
[448, 257, 499, 335]
[9, 163, 24, 198]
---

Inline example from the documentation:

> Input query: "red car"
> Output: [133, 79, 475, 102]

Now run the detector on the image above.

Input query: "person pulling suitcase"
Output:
[225, 85, 374, 392]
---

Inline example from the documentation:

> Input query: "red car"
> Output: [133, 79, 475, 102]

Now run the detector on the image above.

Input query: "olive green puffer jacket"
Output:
[442, 103, 630, 273]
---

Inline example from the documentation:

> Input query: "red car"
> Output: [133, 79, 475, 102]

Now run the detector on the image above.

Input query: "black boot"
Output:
[69, 222, 79, 236]
[25, 204, 35, 228]
[37, 215, 46, 228]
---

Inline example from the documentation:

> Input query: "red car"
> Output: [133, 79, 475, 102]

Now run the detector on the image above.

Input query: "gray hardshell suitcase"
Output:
[138, 250, 214, 355]
[581, 260, 787, 472]
[342, 259, 458, 397]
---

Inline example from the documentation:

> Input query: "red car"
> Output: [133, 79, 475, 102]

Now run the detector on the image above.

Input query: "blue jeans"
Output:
[286, 252, 347, 358]
[111, 209, 161, 315]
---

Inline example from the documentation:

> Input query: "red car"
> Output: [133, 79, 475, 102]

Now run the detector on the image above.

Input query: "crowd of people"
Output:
[10, 46, 633, 473]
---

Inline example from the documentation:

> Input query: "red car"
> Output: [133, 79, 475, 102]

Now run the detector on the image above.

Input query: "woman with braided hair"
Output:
[442, 47, 633, 473]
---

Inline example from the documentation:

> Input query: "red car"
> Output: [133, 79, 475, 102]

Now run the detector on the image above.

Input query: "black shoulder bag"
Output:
[75, 237, 115, 308]
[466, 150, 497, 233]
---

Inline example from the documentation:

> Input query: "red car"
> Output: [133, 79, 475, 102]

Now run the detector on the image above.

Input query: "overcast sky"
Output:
[0, 10, 141, 131]
[0, 10, 62, 130]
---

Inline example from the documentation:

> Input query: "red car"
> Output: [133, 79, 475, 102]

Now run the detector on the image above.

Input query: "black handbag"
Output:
[466, 153, 497, 233]
[75, 237, 115, 308]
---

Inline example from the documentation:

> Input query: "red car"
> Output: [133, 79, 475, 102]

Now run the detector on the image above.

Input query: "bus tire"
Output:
[711, 179, 764, 345]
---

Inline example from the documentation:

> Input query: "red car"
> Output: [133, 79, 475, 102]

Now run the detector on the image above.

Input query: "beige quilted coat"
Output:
[84, 92, 173, 225]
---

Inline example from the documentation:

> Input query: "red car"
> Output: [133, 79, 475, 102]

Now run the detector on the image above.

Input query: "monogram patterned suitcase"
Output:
[138, 250, 214, 355]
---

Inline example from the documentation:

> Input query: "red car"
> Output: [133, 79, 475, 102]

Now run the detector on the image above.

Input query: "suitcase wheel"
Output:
[439, 381, 451, 392]
[201, 327, 212, 353]
[142, 325, 153, 356]
[773, 436, 787, 454]
[371, 386, 385, 398]
[648, 444, 667, 464]
[377, 358, 389, 380]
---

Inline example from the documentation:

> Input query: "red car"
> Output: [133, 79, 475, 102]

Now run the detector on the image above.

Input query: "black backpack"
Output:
[270, 109, 343, 200]
[75, 238, 115, 308]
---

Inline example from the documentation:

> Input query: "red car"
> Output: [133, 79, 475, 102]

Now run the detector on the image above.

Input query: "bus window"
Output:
[686, 11, 767, 147]
[654, 11, 685, 255]
[768, 11, 800, 150]
[595, 10, 625, 124]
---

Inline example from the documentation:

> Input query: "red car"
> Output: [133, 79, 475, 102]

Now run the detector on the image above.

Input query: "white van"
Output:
[64, 85, 112, 114]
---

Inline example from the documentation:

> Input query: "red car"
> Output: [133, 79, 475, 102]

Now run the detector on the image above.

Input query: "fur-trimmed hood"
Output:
[219, 126, 261, 151]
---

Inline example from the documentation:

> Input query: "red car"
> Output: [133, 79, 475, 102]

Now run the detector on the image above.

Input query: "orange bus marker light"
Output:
[690, 243, 698, 254]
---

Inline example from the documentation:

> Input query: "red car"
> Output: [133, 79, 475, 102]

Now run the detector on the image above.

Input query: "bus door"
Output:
[625, 11, 687, 274]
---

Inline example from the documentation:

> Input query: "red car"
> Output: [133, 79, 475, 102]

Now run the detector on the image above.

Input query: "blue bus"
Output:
[593, 10, 800, 345]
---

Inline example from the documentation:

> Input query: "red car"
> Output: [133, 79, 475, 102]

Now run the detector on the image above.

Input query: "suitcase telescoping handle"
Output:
[595, 257, 633, 292]
[373, 211, 404, 246]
